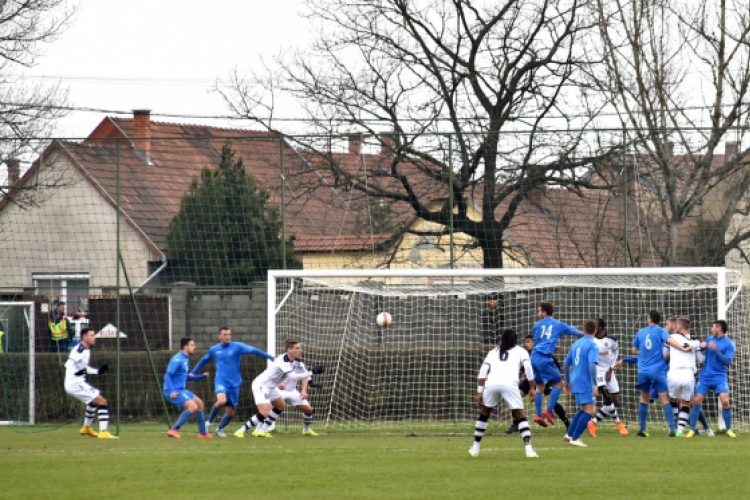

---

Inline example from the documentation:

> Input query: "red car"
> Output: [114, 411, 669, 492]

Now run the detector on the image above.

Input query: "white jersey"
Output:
[668, 333, 701, 373]
[479, 346, 533, 386]
[280, 360, 312, 391]
[254, 354, 303, 388]
[594, 335, 618, 372]
[64, 344, 99, 387]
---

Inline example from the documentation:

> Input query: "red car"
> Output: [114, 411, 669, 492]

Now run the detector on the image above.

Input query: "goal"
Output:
[0, 302, 36, 425]
[268, 268, 748, 432]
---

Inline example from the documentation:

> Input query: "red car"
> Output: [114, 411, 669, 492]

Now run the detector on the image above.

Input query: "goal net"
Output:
[0, 302, 36, 425]
[268, 268, 748, 432]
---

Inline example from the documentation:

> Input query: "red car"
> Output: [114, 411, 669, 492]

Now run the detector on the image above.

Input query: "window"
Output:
[33, 274, 90, 314]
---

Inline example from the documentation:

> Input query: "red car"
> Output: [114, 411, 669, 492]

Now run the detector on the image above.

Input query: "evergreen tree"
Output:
[167, 145, 300, 287]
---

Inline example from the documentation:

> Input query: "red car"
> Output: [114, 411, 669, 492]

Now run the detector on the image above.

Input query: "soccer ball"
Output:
[376, 312, 392, 327]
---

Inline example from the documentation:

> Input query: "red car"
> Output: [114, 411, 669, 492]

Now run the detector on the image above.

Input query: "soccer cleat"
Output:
[636, 430, 649, 437]
[252, 430, 273, 438]
[197, 433, 213, 439]
[587, 421, 597, 438]
[615, 422, 629, 436]
[669, 430, 676, 437]
[705, 428, 715, 437]
[302, 429, 319, 437]
[80, 426, 98, 438]
[563, 434, 572, 442]
[469, 443, 480, 457]
[216, 429, 226, 438]
[569, 439, 587, 447]
[233, 428, 246, 438]
[167, 429, 181, 439]
[542, 409, 556, 425]
[684, 430, 695, 438]
[97, 430, 118, 439]
[505, 423, 519, 435]
[675, 432, 683, 438]
[533, 415, 548, 428]
[525, 446, 539, 458]
[726, 429, 737, 438]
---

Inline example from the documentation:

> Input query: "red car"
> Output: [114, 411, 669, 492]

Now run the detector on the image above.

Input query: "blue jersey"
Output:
[699, 335, 735, 380]
[191, 341, 274, 387]
[565, 337, 598, 393]
[163, 352, 205, 393]
[532, 317, 582, 355]
[632, 325, 670, 374]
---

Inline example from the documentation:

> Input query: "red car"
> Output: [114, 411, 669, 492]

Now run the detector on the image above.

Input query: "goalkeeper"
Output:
[64, 327, 116, 439]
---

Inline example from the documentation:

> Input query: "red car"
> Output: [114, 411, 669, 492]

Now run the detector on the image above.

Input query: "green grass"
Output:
[0, 424, 747, 499]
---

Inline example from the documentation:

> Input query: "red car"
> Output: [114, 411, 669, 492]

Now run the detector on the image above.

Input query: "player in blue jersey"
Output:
[531, 301, 583, 427]
[164, 337, 210, 438]
[563, 319, 599, 447]
[190, 327, 275, 437]
[685, 320, 736, 438]
[632, 310, 692, 437]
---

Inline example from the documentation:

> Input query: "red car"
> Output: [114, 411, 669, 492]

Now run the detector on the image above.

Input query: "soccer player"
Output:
[506, 335, 570, 434]
[257, 357, 321, 436]
[470, 328, 538, 458]
[164, 337, 210, 438]
[531, 301, 583, 427]
[587, 319, 629, 437]
[234, 338, 323, 438]
[64, 327, 117, 439]
[685, 320, 736, 438]
[190, 327, 275, 437]
[563, 319, 599, 447]
[632, 310, 692, 437]
[667, 317, 701, 436]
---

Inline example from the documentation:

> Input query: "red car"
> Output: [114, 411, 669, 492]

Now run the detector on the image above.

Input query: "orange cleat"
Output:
[534, 415, 548, 428]
[197, 433, 213, 439]
[587, 420, 597, 438]
[615, 422, 629, 436]
[542, 409, 556, 425]
[167, 429, 180, 439]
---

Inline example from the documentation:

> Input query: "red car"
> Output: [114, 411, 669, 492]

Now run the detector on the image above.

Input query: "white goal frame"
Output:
[0, 301, 36, 425]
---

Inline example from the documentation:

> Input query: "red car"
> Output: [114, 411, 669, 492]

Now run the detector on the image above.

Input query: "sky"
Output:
[24, 0, 310, 139]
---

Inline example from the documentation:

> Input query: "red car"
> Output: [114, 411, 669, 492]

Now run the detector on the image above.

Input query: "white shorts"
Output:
[668, 369, 695, 401]
[482, 384, 524, 410]
[596, 371, 620, 394]
[65, 381, 100, 405]
[252, 380, 282, 406]
[281, 390, 310, 407]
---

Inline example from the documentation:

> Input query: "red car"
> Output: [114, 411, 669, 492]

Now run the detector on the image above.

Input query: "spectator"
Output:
[50, 299, 72, 352]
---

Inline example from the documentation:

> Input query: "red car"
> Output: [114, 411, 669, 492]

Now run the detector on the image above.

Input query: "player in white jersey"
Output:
[257, 357, 322, 436]
[587, 319, 629, 437]
[234, 338, 323, 437]
[667, 317, 702, 436]
[470, 328, 538, 459]
[64, 327, 117, 439]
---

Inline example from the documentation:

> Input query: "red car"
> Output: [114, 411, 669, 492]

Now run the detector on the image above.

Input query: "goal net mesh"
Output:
[272, 271, 749, 432]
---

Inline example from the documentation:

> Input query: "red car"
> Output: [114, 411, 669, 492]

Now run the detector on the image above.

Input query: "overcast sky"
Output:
[24, 0, 310, 139]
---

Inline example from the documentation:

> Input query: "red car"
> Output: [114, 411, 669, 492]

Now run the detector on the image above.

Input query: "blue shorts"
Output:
[636, 371, 668, 394]
[575, 392, 595, 406]
[531, 353, 562, 385]
[215, 383, 239, 408]
[695, 378, 729, 396]
[164, 390, 195, 409]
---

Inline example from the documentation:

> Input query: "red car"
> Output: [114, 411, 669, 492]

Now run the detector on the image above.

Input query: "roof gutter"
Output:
[135, 255, 168, 293]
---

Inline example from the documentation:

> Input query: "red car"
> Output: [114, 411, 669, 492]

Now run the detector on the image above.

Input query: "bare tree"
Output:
[219, 0, 622, 268]
[592, 0, 750, 266]
[0, 0, 75, 199]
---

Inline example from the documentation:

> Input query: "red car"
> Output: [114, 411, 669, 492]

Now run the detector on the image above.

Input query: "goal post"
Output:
[267, 267, 746, 432]
[0, 302, 36, 425]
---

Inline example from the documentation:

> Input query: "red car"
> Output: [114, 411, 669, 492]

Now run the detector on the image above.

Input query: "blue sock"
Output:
[722, 408, 732, 430]
[195, 411, 206, 434]
[571, 411, 592, 440]
[688, 405, 701, 431]
[698, 407, 710, 429]
[535, 393, 543, 417]
[547, 387, 562, 413]
[568, 410, 582, 435]
[207, 405, 220, 424]
[662, 403, 676, 432]
[218, 414, 232, 430]
[172, 409, 192, 431]
[638, 403, 649, 431]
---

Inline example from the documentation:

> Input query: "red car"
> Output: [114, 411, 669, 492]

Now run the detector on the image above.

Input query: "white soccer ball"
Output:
[377, 312, 392, 327]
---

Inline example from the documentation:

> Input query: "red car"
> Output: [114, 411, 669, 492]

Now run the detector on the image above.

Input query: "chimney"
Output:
[132, 109, 152, 159]
[349, 134, 362, 155]
[7, 159, 20, 188]
[380, 132, 395, 156]
[725, 141, 739, 160]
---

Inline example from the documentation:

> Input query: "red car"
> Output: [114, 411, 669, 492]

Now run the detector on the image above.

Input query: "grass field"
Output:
[1, 423, 747, 499]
